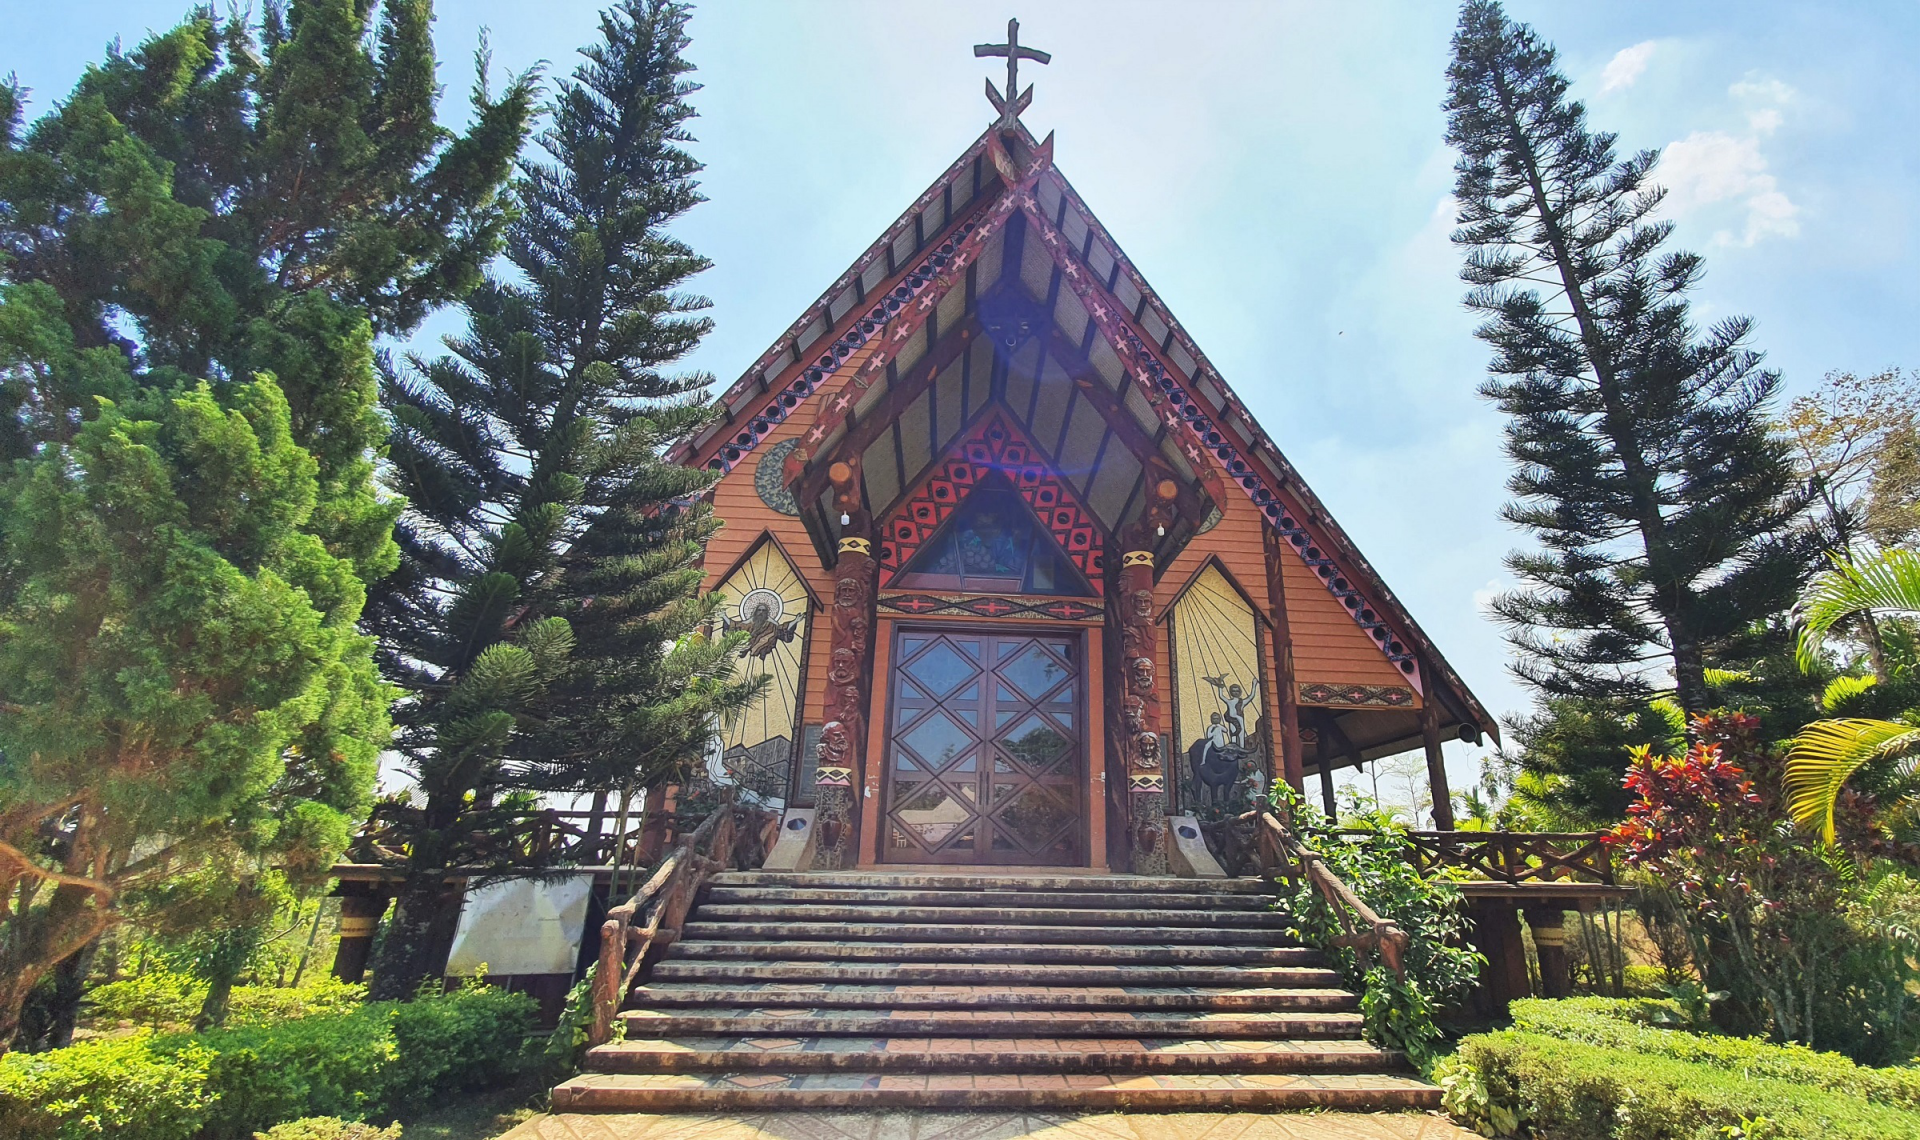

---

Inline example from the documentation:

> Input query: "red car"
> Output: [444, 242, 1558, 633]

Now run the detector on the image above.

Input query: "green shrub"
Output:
[383, 981, 535, 1097]
[1269, 784, 1483, 1067]
[82, 970, 206, 1031]
[183, 1009, 398, 1140]
[1445, 1030, 1920, 1139]
[1508, 997, 1920, 1110]
[254, 1118, 401, 1140]
[228, 980, 368, 1027]
[0, 1033, 213, 1140]
[3, 985, 536, 1140]
[83, 973, 367, 1033]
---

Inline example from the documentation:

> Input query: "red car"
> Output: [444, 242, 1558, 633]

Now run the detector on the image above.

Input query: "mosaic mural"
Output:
[1168, 564, 1270, 819]
[706, 538, 811, 809]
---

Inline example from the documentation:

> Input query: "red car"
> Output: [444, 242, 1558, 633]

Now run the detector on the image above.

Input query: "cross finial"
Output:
[973, 18, 1051, 131]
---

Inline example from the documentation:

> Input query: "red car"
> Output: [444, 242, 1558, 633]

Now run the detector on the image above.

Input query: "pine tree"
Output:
[1446, 1, 1816, 723]
[0, 3, 532, 1041]
[366, 0, 754, 997]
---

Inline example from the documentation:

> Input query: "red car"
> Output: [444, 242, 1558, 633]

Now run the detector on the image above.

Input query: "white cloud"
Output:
[1601, 41, 1657, 92]
[1729, 75, 1795, 134]
[1660, 130, 1800, 246]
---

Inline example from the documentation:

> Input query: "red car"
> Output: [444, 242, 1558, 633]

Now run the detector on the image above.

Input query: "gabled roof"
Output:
[676, 126, 1499, 745]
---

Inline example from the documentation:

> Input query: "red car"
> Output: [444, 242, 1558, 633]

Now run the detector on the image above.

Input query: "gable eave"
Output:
[673, 131, 999, 470]
[1031, 158, 1501, 743]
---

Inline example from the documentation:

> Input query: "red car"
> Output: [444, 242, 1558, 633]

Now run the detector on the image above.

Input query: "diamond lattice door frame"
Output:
[879, 625, 1086, 866]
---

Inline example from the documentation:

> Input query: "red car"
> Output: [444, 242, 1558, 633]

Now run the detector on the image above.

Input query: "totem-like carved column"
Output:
[1116, 496, 1171, 874]
[1262, 523, 1307, 793]
[810, 461, 876, 870]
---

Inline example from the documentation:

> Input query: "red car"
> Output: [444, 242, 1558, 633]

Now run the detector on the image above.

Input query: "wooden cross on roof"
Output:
[974, 18, 1051, 130]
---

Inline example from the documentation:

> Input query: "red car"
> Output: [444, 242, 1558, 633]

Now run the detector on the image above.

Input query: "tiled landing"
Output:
[504, 1109, 1477, 1139]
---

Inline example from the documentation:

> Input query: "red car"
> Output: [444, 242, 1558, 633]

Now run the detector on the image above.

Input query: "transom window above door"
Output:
[894, 473, 1095, 596]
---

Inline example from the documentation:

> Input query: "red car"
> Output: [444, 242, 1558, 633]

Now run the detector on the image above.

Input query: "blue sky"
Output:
[13, 2, 1920, 811]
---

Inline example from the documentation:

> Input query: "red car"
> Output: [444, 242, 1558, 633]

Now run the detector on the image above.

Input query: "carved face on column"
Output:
[1122, 694, 1145, 733]
[846, 612, 870, 646]
[828, 647, 860, 688]
[834, 578, 862, 609]
[1133, 731, 1161, 770]
[1129, 656, 1154, 695]
[1130, 587, 1154, 622]
[817, 721, 851, 765]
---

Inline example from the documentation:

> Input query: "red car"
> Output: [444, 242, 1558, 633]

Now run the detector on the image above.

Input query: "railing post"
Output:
[588, 917, 623, 1047]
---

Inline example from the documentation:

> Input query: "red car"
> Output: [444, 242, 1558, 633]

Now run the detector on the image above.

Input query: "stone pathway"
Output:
[504, 1110, 1478, 1140]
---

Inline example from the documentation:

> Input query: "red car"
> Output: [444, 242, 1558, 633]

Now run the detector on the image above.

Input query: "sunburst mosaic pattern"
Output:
[711, 540, 812, 805]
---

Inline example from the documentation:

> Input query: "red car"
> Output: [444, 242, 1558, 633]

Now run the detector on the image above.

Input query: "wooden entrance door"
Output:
[881, 627, 1085, 865]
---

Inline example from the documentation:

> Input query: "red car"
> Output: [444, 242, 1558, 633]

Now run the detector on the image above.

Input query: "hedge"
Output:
[0, 984, 535, 1140]
[1508, 997, 1920, 1111]
[1439, 998, 1920, 1140]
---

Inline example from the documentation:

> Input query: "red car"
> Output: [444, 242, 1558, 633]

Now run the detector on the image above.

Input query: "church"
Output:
[677, 28, 1497, 877]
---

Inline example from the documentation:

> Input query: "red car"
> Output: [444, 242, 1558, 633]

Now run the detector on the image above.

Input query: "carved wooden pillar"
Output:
[1261, 524, 1306, 793]
[331, 883, 391, 984]
[1526, 907, 1572, 999]
[1420, 690, 1456, 830]
[811, 461, 876, 870]
[1313, 712, 1338, 819]
[1116, 502, 1170, 874]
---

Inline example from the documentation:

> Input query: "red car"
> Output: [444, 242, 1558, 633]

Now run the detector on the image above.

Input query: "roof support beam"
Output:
[793, 319, 981, 512]
[1038, 322, 1212, 528]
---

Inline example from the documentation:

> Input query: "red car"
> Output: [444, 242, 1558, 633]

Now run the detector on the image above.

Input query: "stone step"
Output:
[677, 921, 1281, 945]
[630, 982, 1356, 1012]
[663, 939, 1321, 967]
[618, 1008, 1365, 1039]
[704, 886, 1275, 910]
[588, 1036, 1401, 1074]
[648, 959, 1343, 989]
[709, 871, 1272, 895]
[693, 903, 1291, 928]
[550, 1071, 1442, 1112]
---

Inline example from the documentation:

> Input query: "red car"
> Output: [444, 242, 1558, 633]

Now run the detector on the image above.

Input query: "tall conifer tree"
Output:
[0, 2, 532, 1042]
[367, 0, 753, 997]
[1445, 1, 1815, 725]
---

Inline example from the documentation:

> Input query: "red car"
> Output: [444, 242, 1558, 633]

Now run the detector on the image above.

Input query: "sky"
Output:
[11, 2, 1920, 815]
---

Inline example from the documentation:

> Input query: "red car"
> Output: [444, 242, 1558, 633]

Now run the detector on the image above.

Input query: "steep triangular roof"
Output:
[675, 127, 1498, 745]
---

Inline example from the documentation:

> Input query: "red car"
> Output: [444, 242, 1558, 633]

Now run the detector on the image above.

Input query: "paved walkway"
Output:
[502, 1110, 1477, 1140]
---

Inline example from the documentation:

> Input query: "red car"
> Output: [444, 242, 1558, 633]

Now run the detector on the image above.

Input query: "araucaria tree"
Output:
[1446, 2, 1815, 720]
[368, 0, 755, 997]
[0, 2, 531, 1043]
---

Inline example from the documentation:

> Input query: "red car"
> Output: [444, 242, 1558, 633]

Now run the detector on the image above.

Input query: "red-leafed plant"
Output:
[1607, 713, 1918, 1060]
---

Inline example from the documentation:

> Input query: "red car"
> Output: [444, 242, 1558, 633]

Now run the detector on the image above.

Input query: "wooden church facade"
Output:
[677, 123, 1498, 875]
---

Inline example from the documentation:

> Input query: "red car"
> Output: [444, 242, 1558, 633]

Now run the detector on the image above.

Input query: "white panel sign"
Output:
[444, 874, 593, 977]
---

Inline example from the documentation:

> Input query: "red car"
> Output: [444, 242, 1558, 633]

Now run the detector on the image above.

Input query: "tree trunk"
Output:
[196, 969, 237, 1032]
[368, 868, 464, 1000]
[0, 878, 114, 1055]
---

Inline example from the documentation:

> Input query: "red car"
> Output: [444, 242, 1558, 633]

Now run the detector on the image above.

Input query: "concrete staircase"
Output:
[551, 870, 1439, 1111]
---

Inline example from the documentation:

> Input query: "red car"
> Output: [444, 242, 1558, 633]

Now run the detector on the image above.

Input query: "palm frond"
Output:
[1785, 717, 1920, 843]
[1820, 674, 1878, 714]
[1797, 549, 1920, 672]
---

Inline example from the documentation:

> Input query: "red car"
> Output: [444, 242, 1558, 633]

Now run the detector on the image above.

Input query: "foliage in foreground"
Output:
[364, 0, 753, 997]
[1438, 997, 1920, 1139]
[0, 982, 532, 1140]
[1610, 711, 1920, 1062]
[82, 973, 365, 1034]
[1271, 785, 1483, 1067]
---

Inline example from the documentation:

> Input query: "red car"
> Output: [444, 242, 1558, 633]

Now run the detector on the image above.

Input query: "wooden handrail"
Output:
[1245, 808, 1408, 979]
[1325, 828, 1615, 885]
[587, 793, 777, 1047]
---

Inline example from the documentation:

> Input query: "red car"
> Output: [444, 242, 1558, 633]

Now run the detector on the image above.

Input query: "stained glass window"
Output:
[895, 473, 1094, 596]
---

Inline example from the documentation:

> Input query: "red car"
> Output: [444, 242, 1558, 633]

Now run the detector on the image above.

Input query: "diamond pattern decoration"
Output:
[876, 413, 1105, 594]
[899, 712, 974, 770]
[1000, 642, 1068, 701]
[902, 639, 978, 697]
